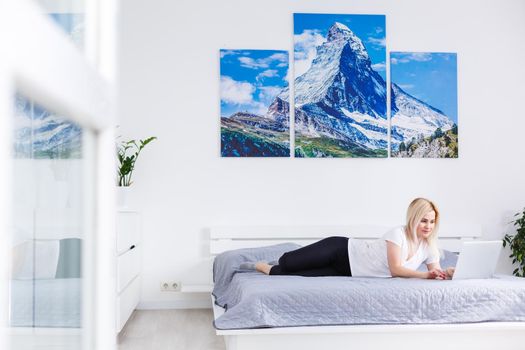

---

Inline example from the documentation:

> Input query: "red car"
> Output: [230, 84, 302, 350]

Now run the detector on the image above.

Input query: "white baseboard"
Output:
[137, 294, 211, 310]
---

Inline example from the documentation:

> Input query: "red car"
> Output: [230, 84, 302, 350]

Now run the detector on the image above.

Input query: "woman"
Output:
[255, 198, 455, 279]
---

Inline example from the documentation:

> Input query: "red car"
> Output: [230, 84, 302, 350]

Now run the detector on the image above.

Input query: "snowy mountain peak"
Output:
[326, 22, 369, 62]
[391, 83, 454, 145]
[391, 83, 444, 116]
[292, 21, 381, 115]
[268, 21, 391, 156]
[327, 22, 352, 41]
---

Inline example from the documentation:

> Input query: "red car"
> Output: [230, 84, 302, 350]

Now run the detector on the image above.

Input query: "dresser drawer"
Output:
[117, 246, 140, 293]
[116, 212, 140, 255]
[116, 275, 140, 332]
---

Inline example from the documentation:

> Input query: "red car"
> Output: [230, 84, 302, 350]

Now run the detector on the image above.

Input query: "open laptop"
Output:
[452, 241, 502, 280]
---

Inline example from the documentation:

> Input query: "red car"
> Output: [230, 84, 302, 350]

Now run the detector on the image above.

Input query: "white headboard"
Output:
[209, 225, 481, 255]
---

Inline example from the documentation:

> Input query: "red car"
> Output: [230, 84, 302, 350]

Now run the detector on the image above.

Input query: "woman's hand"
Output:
[445, 267, 455, 279]
[427, 268, 446, 280]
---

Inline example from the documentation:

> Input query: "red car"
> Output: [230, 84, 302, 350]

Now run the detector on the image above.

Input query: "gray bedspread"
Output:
[10, 278, 81, 328]
[212, 244, 525, 330]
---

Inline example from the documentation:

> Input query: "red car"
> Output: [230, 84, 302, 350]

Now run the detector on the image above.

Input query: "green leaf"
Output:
[142, 136, 157, 145]
[504, 209, 525, 278]
[116, 134, 157, 187]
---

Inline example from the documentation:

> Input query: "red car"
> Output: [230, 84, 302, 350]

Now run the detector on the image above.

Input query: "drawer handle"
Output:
[129, 245, 136, 250]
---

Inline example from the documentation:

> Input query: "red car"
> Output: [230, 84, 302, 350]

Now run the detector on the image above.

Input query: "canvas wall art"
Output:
[220, 49, 290, 157]
[293, 13, 388, 158]
[13, 14, 84, 159]
[390, 52, 458, 158]
[14, 95, 82, 159]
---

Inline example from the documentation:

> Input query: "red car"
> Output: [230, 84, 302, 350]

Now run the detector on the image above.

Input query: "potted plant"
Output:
[503, 207, 525, 277]
[116, 136, 157, 207]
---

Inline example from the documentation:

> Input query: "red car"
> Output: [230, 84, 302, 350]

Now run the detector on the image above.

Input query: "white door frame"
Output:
[0, 0, 116, 349]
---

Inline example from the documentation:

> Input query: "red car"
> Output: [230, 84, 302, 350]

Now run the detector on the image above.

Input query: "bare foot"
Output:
[255, 262, 272, 275]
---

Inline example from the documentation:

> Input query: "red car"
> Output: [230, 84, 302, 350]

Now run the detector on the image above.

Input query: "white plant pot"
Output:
[117, 186, 131, 209]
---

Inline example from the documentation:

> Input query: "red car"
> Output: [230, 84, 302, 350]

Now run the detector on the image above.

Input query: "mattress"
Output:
[10, 278, 81, 328]
[212, 244, 525, 330]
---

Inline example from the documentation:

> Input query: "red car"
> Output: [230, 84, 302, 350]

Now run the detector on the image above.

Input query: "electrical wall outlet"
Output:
[160, 281, 181, 292]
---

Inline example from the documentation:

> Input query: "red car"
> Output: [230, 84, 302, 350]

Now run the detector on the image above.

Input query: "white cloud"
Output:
[238, 57, 264, 69]
[258, 86, 282, 103]
[238, 52, 288, 69]
[220, 76, 255, 104]
[251, 101, 269, 116]
[220, 50, 236, 58]
[398, 84, 414, 90]
[391, 52, 432, 64]
[372, 62, 386, 71]
[256, 69, 278, 82]
[410, 53, 432, 61]
[294, 29, 325, 77]
[367, 36, 386, 49]
[268, 52, 288, 64]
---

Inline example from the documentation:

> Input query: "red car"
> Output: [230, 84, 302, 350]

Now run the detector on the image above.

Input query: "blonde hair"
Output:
[405, 198, 440, 258]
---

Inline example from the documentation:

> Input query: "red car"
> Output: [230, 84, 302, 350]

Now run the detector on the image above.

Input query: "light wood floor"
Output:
[118, 309, 226, 350]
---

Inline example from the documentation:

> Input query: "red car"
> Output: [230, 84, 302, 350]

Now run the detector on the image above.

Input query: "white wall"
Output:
[118, 0, 525, 308]
[13, 160, 84, 243]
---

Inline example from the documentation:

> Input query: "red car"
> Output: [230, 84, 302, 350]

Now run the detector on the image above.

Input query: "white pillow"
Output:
[11, 240, 60, 280]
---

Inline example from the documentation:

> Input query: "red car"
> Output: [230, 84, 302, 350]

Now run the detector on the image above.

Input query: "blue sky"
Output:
[391, 52, 458, 123]
[220, 49, 288, 118]
[294, 13, 386, 79]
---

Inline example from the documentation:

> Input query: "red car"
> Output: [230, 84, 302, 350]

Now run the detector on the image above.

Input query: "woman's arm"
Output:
[386, 241, 442, 279]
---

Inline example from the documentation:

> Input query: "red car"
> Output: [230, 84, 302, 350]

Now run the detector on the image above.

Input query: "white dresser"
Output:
[116, 210, 141, 332]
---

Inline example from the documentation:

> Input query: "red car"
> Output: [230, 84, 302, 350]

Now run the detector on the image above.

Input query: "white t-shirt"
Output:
[347, 226, 440, 277]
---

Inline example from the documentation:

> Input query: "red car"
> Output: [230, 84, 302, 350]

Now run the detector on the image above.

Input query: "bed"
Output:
[10, 278, 81, 328]
[210, 225, 525, 350]
[9, 238, 82, 329]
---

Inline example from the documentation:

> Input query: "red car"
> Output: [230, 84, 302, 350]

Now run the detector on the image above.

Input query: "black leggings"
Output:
[269, 236, 352, 277]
